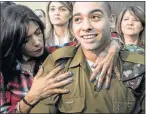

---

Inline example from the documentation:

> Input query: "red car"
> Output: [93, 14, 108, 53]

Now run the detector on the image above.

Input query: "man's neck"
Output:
[82, 40, 110, 63]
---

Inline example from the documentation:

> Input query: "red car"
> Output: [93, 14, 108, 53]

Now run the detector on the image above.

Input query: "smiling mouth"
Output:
[81, 34, 98, 39]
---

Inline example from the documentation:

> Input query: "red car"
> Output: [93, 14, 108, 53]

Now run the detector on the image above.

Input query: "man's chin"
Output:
[82, 46, 99, 51]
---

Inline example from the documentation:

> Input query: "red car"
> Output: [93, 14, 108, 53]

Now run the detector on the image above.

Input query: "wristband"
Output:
[22, 97, 34, 108]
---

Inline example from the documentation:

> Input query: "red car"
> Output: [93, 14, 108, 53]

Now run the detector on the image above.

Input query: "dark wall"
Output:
[109, 1, 145, 17]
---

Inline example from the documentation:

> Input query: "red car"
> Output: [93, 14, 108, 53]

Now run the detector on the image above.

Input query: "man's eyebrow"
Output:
[73, 13, 81, 18]
[73, 9, 103, 18]
[89, 9, 103, 14]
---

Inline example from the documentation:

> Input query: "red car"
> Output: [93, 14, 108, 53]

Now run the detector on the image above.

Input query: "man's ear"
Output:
[110, 14, 117, 28]
[110, 14, 116, 24]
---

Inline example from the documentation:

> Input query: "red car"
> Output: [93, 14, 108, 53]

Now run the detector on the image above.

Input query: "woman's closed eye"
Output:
[35, 29, 42, 36]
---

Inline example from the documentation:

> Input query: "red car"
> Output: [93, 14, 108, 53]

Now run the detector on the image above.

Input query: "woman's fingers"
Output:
[45, 65, 65, 79]
[96, 62, 110, 91]
[90, 63, 102, 82]
[35, 66, 44, 78]
[51, 77, 73, 89]
[90, 57, 103, 82]
[49, 88, 70, 95]
[54, 72, 73, 83]
[105, 63, 113, 89]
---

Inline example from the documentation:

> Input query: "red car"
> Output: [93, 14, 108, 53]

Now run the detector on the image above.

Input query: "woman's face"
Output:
[121, 10, 143, 36]
[22, 21, 44, 58]
[48, 2, 71, 26]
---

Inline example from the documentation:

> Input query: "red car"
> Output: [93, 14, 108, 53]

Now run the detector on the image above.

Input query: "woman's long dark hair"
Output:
[1, 5, 48, 85]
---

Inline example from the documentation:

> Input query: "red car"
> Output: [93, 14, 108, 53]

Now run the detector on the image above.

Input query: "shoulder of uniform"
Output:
[119, 49, 145, 90]
[119, 50, 144, 65]
[42, 44, 79, 76]
[50, 44, 80, 62]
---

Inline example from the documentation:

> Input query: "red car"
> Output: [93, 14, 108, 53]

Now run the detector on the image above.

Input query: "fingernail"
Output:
[90, 79, 95, 83]
[69, 78, 74, 83]
[96, 76, 99, 81]
[66, 90, 70, 93]
[91, 64, 95, 68]
[39, 65, 44, 70]
[106, 84, 110, 90]
[68, 72, 73, 76]
[97, 84, 102, 91]
[39, 65, 42, 69]
[60, 65, 65, 69]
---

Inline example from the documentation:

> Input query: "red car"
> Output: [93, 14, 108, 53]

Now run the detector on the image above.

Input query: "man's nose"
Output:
[81, 19, 93, 31]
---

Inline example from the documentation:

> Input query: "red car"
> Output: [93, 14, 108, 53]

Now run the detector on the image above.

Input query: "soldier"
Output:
[31, 2, 145, 113]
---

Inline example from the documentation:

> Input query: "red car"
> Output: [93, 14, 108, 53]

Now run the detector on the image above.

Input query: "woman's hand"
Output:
[90, 39, 120, 91]
[27, 65, 73, 104]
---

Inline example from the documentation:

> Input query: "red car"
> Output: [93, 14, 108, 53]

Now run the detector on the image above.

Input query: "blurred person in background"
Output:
[45, 1, 75, 47]
[34, 9, 46, 29]
[116, 6, 145, 51]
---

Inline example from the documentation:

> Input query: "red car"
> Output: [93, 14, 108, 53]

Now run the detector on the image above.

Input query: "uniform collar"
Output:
[51, 45, 76, 63]
[69, 46, 87, 69]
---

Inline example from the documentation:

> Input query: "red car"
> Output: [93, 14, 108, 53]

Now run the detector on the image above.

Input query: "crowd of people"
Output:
[0, 1, 145, 113]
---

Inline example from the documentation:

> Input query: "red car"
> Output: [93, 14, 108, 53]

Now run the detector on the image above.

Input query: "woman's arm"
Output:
[0, 66, 73, 113]
[90, 38, 121, 91]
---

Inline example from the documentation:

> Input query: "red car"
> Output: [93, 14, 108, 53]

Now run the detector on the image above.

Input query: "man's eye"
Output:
[91, 15, 100, 21]
[73, 17, 82, 23]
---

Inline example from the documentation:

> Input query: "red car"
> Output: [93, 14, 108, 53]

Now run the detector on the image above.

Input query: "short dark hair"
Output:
[72, 2, 111, 17]
[102, 2, 111, 17]
[34, 9, 46, 17]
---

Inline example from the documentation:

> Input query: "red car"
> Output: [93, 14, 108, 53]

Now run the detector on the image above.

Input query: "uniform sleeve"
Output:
[0, 73, 21, 113]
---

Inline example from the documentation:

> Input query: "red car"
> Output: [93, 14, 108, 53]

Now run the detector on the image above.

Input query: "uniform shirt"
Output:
[31, 45, 144, 113]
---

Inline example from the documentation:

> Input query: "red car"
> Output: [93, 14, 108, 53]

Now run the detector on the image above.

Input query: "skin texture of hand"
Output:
[27, 65, 73, 105]
[90, 39, 120, 91]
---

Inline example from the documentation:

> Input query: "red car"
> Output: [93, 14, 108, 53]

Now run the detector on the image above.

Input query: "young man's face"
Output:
[72, 2, 111, 51]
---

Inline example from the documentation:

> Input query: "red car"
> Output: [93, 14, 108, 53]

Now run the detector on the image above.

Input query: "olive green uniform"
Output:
[31, 45, 145, 113]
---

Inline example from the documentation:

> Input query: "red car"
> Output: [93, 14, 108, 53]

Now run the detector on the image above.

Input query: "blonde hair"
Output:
[46, 2, 74, 46]
[116, 6, 145, 47]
